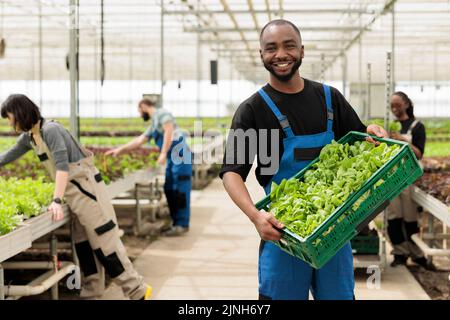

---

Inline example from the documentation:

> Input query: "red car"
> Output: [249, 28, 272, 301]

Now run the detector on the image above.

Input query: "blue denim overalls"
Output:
[152, 130, 192, 228]
[257, 84, 354, 300]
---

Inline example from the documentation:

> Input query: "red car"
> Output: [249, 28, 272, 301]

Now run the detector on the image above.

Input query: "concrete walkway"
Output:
[106, 167, 430, 300]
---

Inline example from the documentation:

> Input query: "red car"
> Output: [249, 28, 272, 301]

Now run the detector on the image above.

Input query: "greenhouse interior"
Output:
[0, 0, 449, 303]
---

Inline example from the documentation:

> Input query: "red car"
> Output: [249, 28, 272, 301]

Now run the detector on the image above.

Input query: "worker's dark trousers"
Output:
[386, 187, 424, 259]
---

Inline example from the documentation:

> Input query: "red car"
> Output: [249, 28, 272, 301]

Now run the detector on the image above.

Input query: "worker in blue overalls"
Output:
[107, 98, 192, 236]
[220, 19, 388, 300]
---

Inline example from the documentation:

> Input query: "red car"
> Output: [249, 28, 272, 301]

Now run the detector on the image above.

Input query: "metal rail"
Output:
[411, 186, 450, 227]
[410, 186, 450, 259]
[3, 262, 76, 298]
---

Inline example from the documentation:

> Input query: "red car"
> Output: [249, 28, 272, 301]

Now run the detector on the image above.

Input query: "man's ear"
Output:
[259, 49, 263, 61]
[301, 45, 305, 58]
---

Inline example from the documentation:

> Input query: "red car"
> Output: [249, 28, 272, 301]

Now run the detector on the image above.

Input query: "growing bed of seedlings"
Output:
[417, 157, 450, 205]
[0, 117, 225, 239]
[0, 137, 159, 237]
[0, 117, 231, 135]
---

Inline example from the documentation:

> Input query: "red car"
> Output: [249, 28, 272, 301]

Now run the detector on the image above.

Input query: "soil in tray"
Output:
[416, 156, 450, 205]
[407, 258, 450, 300]
[415, 172, 450, 205]
[421, 157, 450, 172]
[405, 215, 450, 300]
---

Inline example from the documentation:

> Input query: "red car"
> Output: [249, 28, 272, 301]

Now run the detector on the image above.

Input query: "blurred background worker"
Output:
[106, 99, 192, 236]
[387, 91, 429, 268]
[0, 94, 152, 300]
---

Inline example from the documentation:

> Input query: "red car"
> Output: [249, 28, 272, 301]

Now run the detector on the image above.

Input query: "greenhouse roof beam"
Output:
[163, 8, 376, 15]
[279, 0, 284, 19]
[185, 26, 366, 33]
[323, 0, 398, 74]
[0, 0, 130, 49]
[247, 0, 260, 32]
[176, 0, 252, 80]
[5, 8, 448, 18]
[1, 0, 67, 29]
[219, 0, 257, 66]
[265, 0, 272, 21]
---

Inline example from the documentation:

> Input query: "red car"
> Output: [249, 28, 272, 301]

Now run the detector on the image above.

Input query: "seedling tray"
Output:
[0, 224, 32, 263]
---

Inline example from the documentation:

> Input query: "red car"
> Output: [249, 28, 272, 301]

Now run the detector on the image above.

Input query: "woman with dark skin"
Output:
[390, 92, 424, 160]
[387, 91, 429, 269]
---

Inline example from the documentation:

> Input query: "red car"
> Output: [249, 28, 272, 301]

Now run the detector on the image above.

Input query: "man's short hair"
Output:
[139, 98, 156, 108]
[260, 19, 301, 42]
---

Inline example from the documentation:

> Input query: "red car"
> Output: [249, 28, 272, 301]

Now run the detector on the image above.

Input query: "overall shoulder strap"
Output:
[322, 84, 334, 132]
[257, 88, 294, 138]
[407, 119, 419, 135]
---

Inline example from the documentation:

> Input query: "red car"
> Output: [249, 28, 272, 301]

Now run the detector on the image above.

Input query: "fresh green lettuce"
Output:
[0, 177, 54, 235]
[269, 140, 400, 238]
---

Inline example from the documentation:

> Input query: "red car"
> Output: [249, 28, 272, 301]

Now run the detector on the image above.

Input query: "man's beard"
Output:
[263, 58, 302, 82]
[141, 112, 150, 122]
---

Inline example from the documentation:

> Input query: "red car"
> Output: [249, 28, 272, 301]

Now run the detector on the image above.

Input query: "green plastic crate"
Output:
[351, 235, 380, 255]
[255, 131, 423, 269]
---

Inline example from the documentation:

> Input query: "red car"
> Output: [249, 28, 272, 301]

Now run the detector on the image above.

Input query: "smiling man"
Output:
[220, 19, 387, 300]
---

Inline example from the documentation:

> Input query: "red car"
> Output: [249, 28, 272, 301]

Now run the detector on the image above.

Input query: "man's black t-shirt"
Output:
[219, 78, 367, 187]
[399, 118, 426, 155]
